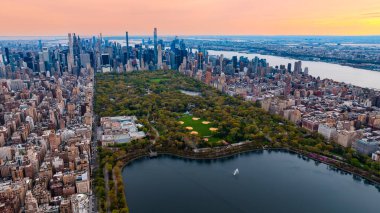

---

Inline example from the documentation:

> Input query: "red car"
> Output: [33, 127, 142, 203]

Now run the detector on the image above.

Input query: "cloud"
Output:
[361, 12, 380, 17]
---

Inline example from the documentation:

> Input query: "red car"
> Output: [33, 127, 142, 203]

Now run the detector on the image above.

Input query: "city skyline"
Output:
[1, 0, 380, 36]
[0, 2, 380, 211]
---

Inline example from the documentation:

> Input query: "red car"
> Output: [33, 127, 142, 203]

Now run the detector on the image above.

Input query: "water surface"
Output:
[122, 150, 380, 213]
[208, 50, 380, 90]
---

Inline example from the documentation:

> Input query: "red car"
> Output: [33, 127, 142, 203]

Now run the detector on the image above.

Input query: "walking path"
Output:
[104, 166, 111, 213]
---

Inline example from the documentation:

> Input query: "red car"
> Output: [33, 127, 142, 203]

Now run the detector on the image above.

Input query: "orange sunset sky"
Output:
[1, 0, 380, 36]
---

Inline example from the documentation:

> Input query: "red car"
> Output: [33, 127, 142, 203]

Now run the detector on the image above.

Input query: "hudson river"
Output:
[207, 50, 380, 90]
[111, 39, 380, 90]
[122, 150, 380, 213]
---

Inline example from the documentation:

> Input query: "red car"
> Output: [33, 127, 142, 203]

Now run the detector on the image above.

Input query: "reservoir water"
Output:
[122, 150, 380, 213]
[207, 50, 380, 90]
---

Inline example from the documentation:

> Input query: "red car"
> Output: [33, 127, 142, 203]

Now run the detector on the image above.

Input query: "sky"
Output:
[1, 0, 380, 36]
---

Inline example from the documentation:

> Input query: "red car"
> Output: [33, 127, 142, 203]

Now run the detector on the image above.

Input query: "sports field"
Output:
[179, 115, 220, 143]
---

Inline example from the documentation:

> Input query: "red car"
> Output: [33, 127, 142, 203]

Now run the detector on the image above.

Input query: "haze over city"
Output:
[1, 0, 380, 36]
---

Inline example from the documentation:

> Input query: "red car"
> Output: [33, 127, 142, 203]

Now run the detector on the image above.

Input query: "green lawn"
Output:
[179, 115, 220, 143]
[150, 78, 169, 83]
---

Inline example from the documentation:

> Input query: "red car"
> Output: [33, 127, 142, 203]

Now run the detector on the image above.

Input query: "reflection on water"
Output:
[123, 150, 380, 213]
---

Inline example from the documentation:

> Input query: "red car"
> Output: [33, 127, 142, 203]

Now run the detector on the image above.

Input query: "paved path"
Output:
[151, 125, 159, 144]
[104, 166, 111, 213]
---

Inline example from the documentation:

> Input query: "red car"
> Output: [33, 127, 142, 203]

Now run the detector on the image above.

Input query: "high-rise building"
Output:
[38, 40, 43, 51]
[80, 53, 91, 67]
[197, 52, 203, 70]
[205, 67, 212, 85]
[157, 44, 162, 69]
[4, 47, 10, 64]
[42, 47, 49, 63]
[101, 54, 110, 66]
[232, 56, 238, 69]
[100, 53, 111, 72]
[139, 45, 143, 69]
[287, 63, 292, 72]
[219, 54, 224, 72]
[0, 54, 4, 65]
[304, 67, 309, 75]
[67, 33, 74, 73]
[125, 31, 129, 61]
[154, 27, 158, 65]
[294, 61, 302, 75]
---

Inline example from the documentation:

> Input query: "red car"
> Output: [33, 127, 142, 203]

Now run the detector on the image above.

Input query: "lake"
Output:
[180, 90, 201, 96]
[122, 150, 380, 213]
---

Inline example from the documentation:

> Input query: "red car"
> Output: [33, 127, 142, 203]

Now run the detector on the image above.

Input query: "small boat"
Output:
[233, 168, 239, 176]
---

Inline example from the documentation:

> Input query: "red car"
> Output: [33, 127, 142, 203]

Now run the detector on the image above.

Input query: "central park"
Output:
[93, 70, 380, 213]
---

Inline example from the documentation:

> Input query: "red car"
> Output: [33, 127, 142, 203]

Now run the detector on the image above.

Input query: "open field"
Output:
[150, 78, 169, 83]
[179, 115, 220, 143]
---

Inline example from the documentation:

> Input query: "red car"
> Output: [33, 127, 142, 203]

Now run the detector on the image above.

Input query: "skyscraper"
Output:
[4, 47, 10, 64]
[80, 53, 91, 67]
[0, 54, 4, 65]
[294, 61, 302, 75]
[219, 54, 224, 72]
[205, 67, 212, 85]
[232, 56, 238, 69]
[125, 31, 129, 62]
[38, 40, 43, 51]
[154, 28, 158, 65]
[197, 52, 203, 70]
[287, 63, 292, 72]
[42, 47, 49, 63]
[304, 67, 309, 75]
[67, 33, 74, 73]
[139, 44, 143, 69]
[157, 44, 162, 69]
[101, 54, 110, 66]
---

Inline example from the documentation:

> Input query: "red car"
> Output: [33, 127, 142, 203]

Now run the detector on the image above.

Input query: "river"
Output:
[109, 39, 380, 90]
[207, 50, 380, 90]
[122, 150, 380, 213]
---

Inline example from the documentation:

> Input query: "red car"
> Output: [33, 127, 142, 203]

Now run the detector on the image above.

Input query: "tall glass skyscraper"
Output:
[154, 28, 158, 65]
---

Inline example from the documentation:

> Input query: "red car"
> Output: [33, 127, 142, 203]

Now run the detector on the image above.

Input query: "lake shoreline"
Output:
[118, 144, 380, 185]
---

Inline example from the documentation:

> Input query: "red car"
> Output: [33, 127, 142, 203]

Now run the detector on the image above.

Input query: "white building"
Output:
[100, 116, 146, 146]
[318, 123, 337, 141]
[76, 172, 90, 194]
[71, 194, 89, 213]
[372, 151, 380, 162]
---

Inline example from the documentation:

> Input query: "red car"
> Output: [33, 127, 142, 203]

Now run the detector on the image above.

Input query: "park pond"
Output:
[180, 90, 201, 96]
[122, 150, 380, 213]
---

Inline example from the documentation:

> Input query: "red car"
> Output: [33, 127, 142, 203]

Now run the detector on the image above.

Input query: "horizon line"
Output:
[1, 34, 380, 39]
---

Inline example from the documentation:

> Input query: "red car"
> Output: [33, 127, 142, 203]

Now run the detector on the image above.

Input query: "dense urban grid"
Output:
[0, 29, 379, 213]
[182, 36, 380, 71]
[0, 35, 96, 212]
